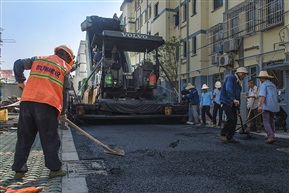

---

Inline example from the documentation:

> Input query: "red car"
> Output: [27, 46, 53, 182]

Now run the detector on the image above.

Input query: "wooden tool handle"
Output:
[65, 118, 113, 152]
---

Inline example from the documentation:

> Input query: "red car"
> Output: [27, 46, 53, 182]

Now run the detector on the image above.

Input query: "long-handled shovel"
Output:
[235, 112, 262, 131]
[64, 118, 125, 156]
[244, 97, 255, 129]
[236, 107, 250, 136]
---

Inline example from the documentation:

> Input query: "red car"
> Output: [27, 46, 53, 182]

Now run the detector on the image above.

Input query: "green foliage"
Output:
[149, 36, 180, 87]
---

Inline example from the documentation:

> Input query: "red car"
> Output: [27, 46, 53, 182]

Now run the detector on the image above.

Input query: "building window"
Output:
[176, 46, 179, 61]
[260, 0, 284, 30]
[192, 36, 197, 54]
[212, 29, 222, 53]
[154, 2, 159, 18]
[183, 41, 187, 58]
[247, 7, 255, 33]
[192, 0, 197, 15]
[174, 10, 179, 26]
[183, 4, 187, 22]
[145, 10, 148, 22]
[135, 0, 140, 10]
[191, 77, 196, 86]
[123, 16, 127, 25]
[214, 0, 223, 10]
[267, 0, 283, 25]
[226, 1, 255, 37]
[231, 17, 239, 37]
[250, 66, 257, 78]
[148, 5, 151, 19]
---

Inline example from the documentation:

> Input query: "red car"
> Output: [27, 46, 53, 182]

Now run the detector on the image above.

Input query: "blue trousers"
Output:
[12, 101, 61, 172]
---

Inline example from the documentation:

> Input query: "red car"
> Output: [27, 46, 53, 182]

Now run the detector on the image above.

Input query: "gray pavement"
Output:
[70, 124, 289, 193]
[0, 128, 62, 193]
[0, 124, 90, 193]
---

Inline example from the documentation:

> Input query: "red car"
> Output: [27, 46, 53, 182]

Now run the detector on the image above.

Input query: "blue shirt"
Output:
[259, 80, 280, 113]
[220, 74, 242, 106]
[184, 88, 200, 105]
[212, 88, 221, 105]
[200, 91, 212, 106]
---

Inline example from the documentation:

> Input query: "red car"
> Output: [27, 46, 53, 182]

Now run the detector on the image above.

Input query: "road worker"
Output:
[12, 45, 74, 180]
[219, 67, 248, 143]
[255, 71, 280, 144]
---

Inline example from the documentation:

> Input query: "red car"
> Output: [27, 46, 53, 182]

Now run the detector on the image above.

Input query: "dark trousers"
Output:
[220, 103, 237, 139]
[202, 106, 213, 124]
[213, 102, 223, 126]
[12, 101, 62, 173]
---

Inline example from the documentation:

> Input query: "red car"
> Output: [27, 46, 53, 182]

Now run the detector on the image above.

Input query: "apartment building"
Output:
[120, 0, 289, 124]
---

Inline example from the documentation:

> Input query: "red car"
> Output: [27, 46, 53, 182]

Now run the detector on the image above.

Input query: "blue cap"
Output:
[183, 83, 187, 88]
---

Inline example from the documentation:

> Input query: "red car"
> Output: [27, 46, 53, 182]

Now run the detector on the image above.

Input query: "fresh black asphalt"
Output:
[71, 123, 289, 193]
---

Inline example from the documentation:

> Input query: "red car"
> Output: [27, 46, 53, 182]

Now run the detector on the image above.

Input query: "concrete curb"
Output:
[61, 127, 89, 193]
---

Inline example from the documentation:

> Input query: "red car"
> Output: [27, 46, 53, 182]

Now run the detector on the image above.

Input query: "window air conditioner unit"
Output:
[219, 53, 233, 67]
[211, 53, 220, 66]
[223, 38, 238, 53]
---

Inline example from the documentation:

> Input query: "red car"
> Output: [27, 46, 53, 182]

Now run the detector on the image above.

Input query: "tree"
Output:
[149, 36, 180, 89]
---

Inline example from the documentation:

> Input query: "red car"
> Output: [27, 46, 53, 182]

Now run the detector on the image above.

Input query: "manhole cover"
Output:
[65, 160, 107, 178]
[276, 147, 289, 154]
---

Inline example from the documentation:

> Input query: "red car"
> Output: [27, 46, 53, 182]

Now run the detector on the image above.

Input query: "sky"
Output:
[0, 0, 123, 70]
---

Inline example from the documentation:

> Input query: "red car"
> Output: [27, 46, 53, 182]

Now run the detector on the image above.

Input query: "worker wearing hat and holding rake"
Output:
[219, 67, 248, 143]
[246, 79, 262, 133]
[12, 45, 74, 180]
[255, 70, 280, 144]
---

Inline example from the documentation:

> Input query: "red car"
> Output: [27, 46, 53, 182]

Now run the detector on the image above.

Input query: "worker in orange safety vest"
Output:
[12, 45, 74, 181]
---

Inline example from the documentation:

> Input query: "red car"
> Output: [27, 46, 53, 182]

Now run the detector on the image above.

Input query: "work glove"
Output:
[58, 114, 67, 121]
[18, 82, 25, 92]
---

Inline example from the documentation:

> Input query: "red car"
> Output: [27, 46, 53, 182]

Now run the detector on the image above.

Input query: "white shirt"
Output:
[247, 85, 259, 110]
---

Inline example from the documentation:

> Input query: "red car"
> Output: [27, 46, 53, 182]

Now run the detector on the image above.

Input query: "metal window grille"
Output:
[206, 23, 223, 55]
[258, 0, 284, 30]
[225, 0, 255, 38]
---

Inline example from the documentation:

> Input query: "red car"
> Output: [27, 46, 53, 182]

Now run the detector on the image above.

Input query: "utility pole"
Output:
[0, 28, 16, 72]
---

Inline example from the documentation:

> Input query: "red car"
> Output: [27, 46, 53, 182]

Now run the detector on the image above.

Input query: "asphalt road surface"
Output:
[71, 123, 289, 193]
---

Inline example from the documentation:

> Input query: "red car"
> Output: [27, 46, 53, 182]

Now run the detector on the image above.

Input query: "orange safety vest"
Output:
[20, 55, 71, 116]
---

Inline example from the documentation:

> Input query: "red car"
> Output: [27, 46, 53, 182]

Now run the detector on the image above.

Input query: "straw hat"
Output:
[185, 83, 195, 90]
[236, 67, 248, 74]
[215, 81, 222, 88]
[201, 84, 209, 90]
[254, 70, 274, 79]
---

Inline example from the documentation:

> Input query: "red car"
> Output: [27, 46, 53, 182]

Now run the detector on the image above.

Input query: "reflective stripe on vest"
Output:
[21, 55, 71, 116]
